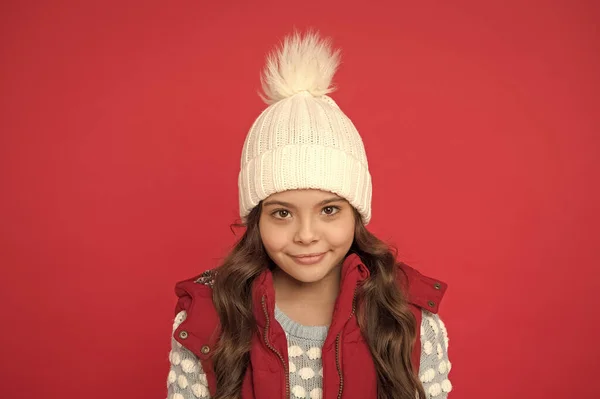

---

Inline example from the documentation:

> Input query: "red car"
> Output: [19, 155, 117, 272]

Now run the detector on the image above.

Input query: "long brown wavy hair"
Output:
[211, 202, 426, 399]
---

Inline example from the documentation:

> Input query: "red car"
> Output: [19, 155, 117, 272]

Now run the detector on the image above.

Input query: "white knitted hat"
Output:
[238, 31, 372, 224]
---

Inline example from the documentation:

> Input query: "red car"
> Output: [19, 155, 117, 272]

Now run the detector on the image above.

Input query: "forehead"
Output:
[263, 189, 344, 205]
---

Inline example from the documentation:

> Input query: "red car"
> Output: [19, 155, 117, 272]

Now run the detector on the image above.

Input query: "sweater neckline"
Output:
[274, 304, 329, 341]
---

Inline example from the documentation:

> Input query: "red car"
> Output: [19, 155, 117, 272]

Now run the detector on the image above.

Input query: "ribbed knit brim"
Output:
[238, 141, 372, 224]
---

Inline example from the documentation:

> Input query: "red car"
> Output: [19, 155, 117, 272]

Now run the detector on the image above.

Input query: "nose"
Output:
[293, 217, 319, 244]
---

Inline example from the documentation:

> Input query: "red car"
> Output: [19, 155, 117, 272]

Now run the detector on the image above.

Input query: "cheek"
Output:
[259, 220, 289, 252]
[325, 218, 355, 247]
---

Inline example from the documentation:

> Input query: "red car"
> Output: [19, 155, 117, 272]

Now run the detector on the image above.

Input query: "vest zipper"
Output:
[261, 295, 290, 399]
[335, 288, 359, 399]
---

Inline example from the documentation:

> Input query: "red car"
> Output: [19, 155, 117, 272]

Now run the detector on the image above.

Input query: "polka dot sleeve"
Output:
[419, 310, 453, 398]
[166, 310, 211, 399]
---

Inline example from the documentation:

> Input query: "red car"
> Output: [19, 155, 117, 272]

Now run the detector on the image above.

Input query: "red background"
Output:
[1, 1, 598, 398]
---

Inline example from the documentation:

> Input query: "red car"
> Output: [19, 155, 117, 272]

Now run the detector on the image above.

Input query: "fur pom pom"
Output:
[259, 30, 341, 104]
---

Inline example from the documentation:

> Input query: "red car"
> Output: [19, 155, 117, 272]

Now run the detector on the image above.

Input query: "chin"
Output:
[286, 268, 331, 284]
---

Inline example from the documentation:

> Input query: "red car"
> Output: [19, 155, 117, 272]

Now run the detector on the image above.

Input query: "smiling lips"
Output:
[290, 252, 327, 265]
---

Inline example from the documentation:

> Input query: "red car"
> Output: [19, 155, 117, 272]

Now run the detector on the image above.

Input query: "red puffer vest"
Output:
[173, 253, 447, 399]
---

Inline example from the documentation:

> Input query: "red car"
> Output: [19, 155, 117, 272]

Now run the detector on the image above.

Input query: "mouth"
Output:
[290, 252, 327, 265]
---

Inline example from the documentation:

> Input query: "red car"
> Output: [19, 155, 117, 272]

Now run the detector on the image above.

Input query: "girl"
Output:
[166, 31, 452, 399]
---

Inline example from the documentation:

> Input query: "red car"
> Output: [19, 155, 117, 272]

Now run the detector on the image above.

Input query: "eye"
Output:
[322, 206, 340, 216]
[272, 209, 291, 219]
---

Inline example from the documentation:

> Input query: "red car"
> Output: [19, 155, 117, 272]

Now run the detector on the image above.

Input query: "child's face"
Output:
[259, 189, 356, 285]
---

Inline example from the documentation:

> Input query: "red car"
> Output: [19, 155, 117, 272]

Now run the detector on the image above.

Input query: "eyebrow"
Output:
[262, 196, 344, 209]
